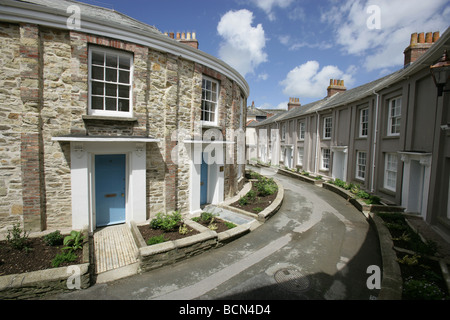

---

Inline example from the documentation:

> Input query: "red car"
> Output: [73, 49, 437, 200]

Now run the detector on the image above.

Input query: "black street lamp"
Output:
[430, 49, 450, 97]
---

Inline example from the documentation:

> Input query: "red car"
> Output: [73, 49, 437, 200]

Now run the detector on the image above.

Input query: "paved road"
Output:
[50, 167, 382, 300]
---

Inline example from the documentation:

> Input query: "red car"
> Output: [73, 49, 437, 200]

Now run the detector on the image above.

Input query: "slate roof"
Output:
[255, 26, 450, 127]
[15, 0, 163, 35]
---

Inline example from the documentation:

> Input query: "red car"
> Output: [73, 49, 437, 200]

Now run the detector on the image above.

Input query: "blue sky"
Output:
[78, 0, 450, 109]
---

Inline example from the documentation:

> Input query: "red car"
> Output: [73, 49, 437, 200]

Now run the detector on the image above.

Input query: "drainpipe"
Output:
[370, 90, 380, 193]
[315, 111, 320, 174]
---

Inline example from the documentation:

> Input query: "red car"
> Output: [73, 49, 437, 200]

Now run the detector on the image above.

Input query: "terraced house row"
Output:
[0, 0, 248, 234]
[254, 28, 450, 240]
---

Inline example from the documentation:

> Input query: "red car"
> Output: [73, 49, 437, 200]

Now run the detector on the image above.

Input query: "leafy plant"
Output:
[224, 221, 236, 229]
[150, 211, 182, 232]
[178, 223, 191, 235]
[6, 223, 30, 251]
[253, 207, 263, 213]
[238, 195, 248, 206]
[63, 230, 85, 252]
[207, 217, 218, 231]
[43, 230, 64, 246]
[147, 234, 167, 246]
[51, 251, 78, 268]
[397, 254, 420, 266]
[255, 176, 278, 196]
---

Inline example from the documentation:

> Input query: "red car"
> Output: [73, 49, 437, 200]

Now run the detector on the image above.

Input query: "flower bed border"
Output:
[131, 218, 254, 273]
[0, 229, 91, 300]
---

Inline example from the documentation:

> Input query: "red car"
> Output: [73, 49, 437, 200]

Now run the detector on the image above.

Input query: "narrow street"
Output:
[50, 167, 381, 300]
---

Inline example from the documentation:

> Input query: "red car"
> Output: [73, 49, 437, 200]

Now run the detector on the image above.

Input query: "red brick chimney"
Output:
[327, 79, 346, 97]
[165, 31, 199, 49]
[404, 32, 439, 67]
[288, 97, 301, 111]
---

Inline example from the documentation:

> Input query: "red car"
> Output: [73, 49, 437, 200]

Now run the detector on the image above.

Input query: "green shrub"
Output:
[356, 190, 370, 199]
[255, 177, 278, 196]
[238, 195, 248, 206]
[199, 211, 216, 224]
[403, 278, 447, 300]
[51, 251, 78, 268]
[150, 211, 182, 231]
[147, 234, 167, 246]
[253, 207, 263, 213]
[6, 223, 30, 251]
[43, 230, 64, 246]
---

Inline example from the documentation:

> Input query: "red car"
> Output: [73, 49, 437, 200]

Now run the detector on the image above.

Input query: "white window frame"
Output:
[321, 148, 330, 170]
[297, 147, 304, 166]
[359, 108, 369, 138]
[201, 76, 219, 125]
[388, 97, 402, 136]
[356, 151, 367, 180]
[298, 121, 305, 141]
[323, 117, 332, 140]
[384, 153, 398, 191]
[88, 46, 133, 118]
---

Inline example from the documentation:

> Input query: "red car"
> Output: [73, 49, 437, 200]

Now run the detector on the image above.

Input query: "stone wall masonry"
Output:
[0, 22, 247, 233]
[0, 22, 23, 231]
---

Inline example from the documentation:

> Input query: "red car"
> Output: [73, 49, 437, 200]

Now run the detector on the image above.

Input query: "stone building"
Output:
[255, 29, 450, 240]
[0, 0, 249, 234]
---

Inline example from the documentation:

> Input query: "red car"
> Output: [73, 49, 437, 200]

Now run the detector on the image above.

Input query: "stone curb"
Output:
[368, 213, 403, 300]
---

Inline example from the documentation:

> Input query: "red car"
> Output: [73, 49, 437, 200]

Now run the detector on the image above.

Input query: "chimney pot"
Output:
[186, 32, 191, 40]
[410, 32, 418, 46]
[418, 32, 425, 43]
[433, 31, 440, 42]
[169, 32, 174, 39]
[181, 32, 186, 40]
[425, 32, 433, 43]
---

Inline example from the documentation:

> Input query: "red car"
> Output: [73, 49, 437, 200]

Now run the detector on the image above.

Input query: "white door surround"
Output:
[399, 152, 432, 218]
[52, 136, 156, 232]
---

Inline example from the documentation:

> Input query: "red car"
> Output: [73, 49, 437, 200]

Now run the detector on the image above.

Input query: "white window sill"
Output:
[83, 115, 137, 122]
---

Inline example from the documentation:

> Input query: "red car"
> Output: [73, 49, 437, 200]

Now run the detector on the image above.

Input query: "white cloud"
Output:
[249, 0, 294, 21]
[321, 0, 450, 71]
[280, 61, 355, 99]
[258, 73, 269, 81]
[217, 9, 268, 76]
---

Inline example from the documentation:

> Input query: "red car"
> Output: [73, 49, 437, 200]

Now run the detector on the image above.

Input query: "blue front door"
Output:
[200, 153, 208, 205]
[95, 154, 126, 227]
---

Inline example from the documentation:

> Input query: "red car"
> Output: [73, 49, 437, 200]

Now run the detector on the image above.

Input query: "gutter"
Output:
[370, 90, 380, 193]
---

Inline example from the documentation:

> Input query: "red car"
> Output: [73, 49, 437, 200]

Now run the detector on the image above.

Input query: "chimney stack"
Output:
[288, 97, 301, 111]
[404, 31, 440, 67]
[327, 79, 346, 97]
[165, 31, 199, 49]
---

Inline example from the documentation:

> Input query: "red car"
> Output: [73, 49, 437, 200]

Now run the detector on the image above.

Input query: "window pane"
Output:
[92, 51, 104, 66]
[118, 99, 129, 112]
[105, 68, 117, 82]
[92, 81, 103, 95]
[106, 54, 117, 68]
[105, 83, 117, 97]
[119, 56, 130, 70]
[119, 70, 130, 84]
[105, 97, 116, 111]
[92, 66, 104, 80]
[119, 85, 129, 98]
[91, 96, 103, 110]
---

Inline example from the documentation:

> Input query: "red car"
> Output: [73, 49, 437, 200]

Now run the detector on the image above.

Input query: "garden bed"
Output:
[0, 227, 84, 276]
[377, 212, 449, 300]
[230, 172, 278, 214]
